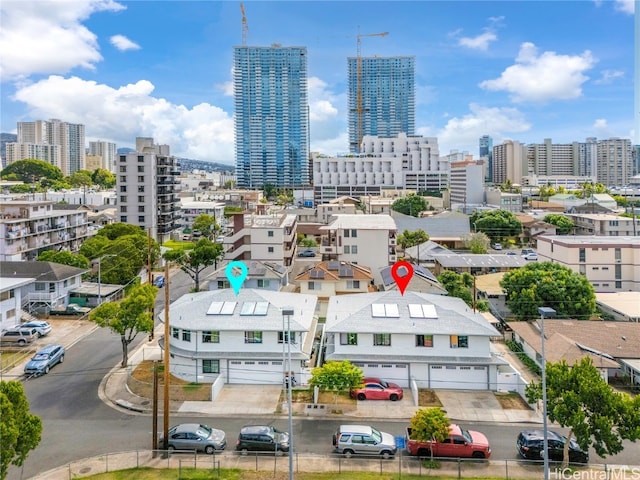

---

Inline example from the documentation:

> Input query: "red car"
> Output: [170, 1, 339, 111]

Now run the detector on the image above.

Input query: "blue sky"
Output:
[0, 0, 635, 165]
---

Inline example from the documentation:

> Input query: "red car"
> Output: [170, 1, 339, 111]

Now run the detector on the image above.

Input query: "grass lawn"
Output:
[163, 240, 195, 251]
[83, 467, 510, 480]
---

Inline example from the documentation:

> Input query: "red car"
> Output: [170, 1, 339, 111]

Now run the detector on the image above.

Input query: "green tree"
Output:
[89, 283, 156, 367]
[543, 214, 574, 235]
[462, 231, 491, 253]
[309, 361, 364, 404]
[0, 381, 43, 479]
[500, 262, 596, 320]
[37, 250, 90, 269]
[97, 223, 145, 240]
[263, 183, 277, 200]
[78, 235, 112, 260]
[437, 271, 474, 307]
[222, 179, 236, 189]
[8, 184, 33, 194]
[391, 194, 429, 217]
[299, 237, 318, 248]
[163, 238, 224, 291]
[397, 229, 429, 250]
[224, 206, 244, 217]
[408, 408, 451, 461]
[66, 170, 93, 187]
[526, 357, 640, 468]
[192, 214, 219, 240]
[91, 168, 116, 189]
[0, 159, 63, 183]
[470, 209, 522, 241]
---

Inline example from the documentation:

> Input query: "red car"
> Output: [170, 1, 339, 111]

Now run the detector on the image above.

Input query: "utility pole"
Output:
[163, 261, 170, 446]
[152, 360, 159, 453]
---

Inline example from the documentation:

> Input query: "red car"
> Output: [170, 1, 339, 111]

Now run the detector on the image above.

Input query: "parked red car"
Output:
[350, 378, 404, 401]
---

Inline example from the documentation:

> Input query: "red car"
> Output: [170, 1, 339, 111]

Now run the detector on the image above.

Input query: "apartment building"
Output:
[234, 45, 309, 188]
[224, 212, 297, 267]
[449, 158, 484, 206]
[8, 119, 85, 175]
[479, 135, 493, 183]
[313, 133, 446, 204]
[597, 138, 634, 187]
[492, 140, 527, 185]
[536, 235, 640, 292]
[567, 213, 640, 236]
[319, 214, 397, 285]
[485, 189, 523, 213]
[116, 137, 180, 243]
[179, 200, 225, 233]
[0, 199, 93, 261]
[348, 56, 415, 153]
[88, 140, 117, 173]
[527, 139, 580, 177]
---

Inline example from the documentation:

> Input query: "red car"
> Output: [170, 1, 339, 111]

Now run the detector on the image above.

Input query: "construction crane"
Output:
[240, 3, 249, 46]
[355, 31, 388, 152]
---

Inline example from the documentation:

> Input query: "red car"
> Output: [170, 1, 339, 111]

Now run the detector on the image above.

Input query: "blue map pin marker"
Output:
[225, 261, 248, 295]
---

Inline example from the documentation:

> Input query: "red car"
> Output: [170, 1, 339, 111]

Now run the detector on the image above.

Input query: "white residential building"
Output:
[320, 214, 397, 285]
[224, 212, 297, 267]
[449, 159, 485, 206]
[116, 137, 180, 243]
[324, 290, 505, 389]
[567, 213, 640, 236]
[0, 200, 94, 261]
[0, 276, 31, 332]
[312, 133, 447, 204]
[159, 289, 318, 384]
[179, 201, 225, 232]
[597, 138, 634, 187]
[88, 140, 117, 173]
[536, 235, 640, 292]
[493, 140, 527, 185]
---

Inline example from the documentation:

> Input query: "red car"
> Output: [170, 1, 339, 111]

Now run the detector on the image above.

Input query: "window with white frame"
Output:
[202, 359, 219, 374]
[373, 333, 391, 346]
[244, 331, 263, 344]
[202, 331, 220, 343]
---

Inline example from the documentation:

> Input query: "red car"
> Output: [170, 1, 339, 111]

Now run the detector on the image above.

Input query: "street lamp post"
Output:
[538, 306, 556, 480]
[282, 308, 294, 480]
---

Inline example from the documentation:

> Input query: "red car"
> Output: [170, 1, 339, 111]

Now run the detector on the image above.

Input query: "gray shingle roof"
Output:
[325, 290, 499, 336]
[159, 288, 317, 332]
[0, 261, 88, 281]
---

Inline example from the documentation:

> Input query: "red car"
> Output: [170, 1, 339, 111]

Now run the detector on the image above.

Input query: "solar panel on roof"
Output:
[408, 304, 423, 318]
[240, 302, 256, 315]
[371, 303, 400, 317]
[385, 303, 400, 317]
[339, 266, 353, 277]
[207, 301, 236, 315]
[254, 302, 269, 315]
[220, 301, 236, 314]
[371, 303, 386, 317]
[310, 269, 325, 279]
[327, 261, 340, 270]
[207, 301, 223, 315]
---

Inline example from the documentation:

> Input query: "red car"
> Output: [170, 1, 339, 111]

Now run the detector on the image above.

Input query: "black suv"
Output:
[517, 430, 589, 464]
[236, 425, 289, 454]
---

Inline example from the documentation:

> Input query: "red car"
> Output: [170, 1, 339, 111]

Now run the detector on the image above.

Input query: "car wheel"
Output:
[417, 448, 431, 457]
[167, 445, 175, 452]
[18, 339, 26, 346]
[389, 394, 399, 401]
[204, 446, 214, 455]
[380, 450, 392, 460]
[59, 355, 64, 364]
[357, 393, 366, 401]
[44, 366, 50, 374]
[472, 451, 486, 459]
[343, 449, 354, 458]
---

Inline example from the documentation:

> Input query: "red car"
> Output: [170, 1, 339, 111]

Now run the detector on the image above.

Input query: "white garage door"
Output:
[429, 365, 487, 390]
[354, 362, 410, 388]
[228, 360, 285, 385]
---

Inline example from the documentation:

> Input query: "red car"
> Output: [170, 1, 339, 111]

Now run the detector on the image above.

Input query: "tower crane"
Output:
[240, 3, 249, 46]
[355, 31, 388, 152]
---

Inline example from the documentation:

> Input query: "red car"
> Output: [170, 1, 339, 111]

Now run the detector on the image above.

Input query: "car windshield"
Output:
[378, 380, 389, 388]
[370, 427, 382, 443]
[196, 425, 212, 437]
[460, 428, 473, 443]
[33, 353, 49, 360]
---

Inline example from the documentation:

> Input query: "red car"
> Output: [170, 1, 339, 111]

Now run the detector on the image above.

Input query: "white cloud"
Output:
[594, 69, 624, 85]
[479, 42, 595, 103]
[418, 103, 531, 154]
[308, 77, 338, 122]
[592, 118, 612, 138]
[13, 75, 235, 163]
[458, 31, 497, 51]
[0, 0, 125, 80]
[110, 34, 140, 51]
[614, 0, 634, 14]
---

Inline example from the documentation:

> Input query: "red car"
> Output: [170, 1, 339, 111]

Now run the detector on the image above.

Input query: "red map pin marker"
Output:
[391, 261, 414, 295]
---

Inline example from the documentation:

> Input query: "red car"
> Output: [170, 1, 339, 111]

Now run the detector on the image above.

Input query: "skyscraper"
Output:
[348, 56, 415, 153]
[89, 140, 118, 173]
[479, 135, 493, 183]
[234, 45, 309, 189]
[596, 138, 633, 187]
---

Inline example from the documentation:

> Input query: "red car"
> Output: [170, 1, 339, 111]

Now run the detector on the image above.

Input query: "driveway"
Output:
[180, 385, 283, 416]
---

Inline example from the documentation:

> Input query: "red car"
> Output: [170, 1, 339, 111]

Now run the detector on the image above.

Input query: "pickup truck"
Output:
[405, 424, 491, 459]
[49, 304, 91, 316]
